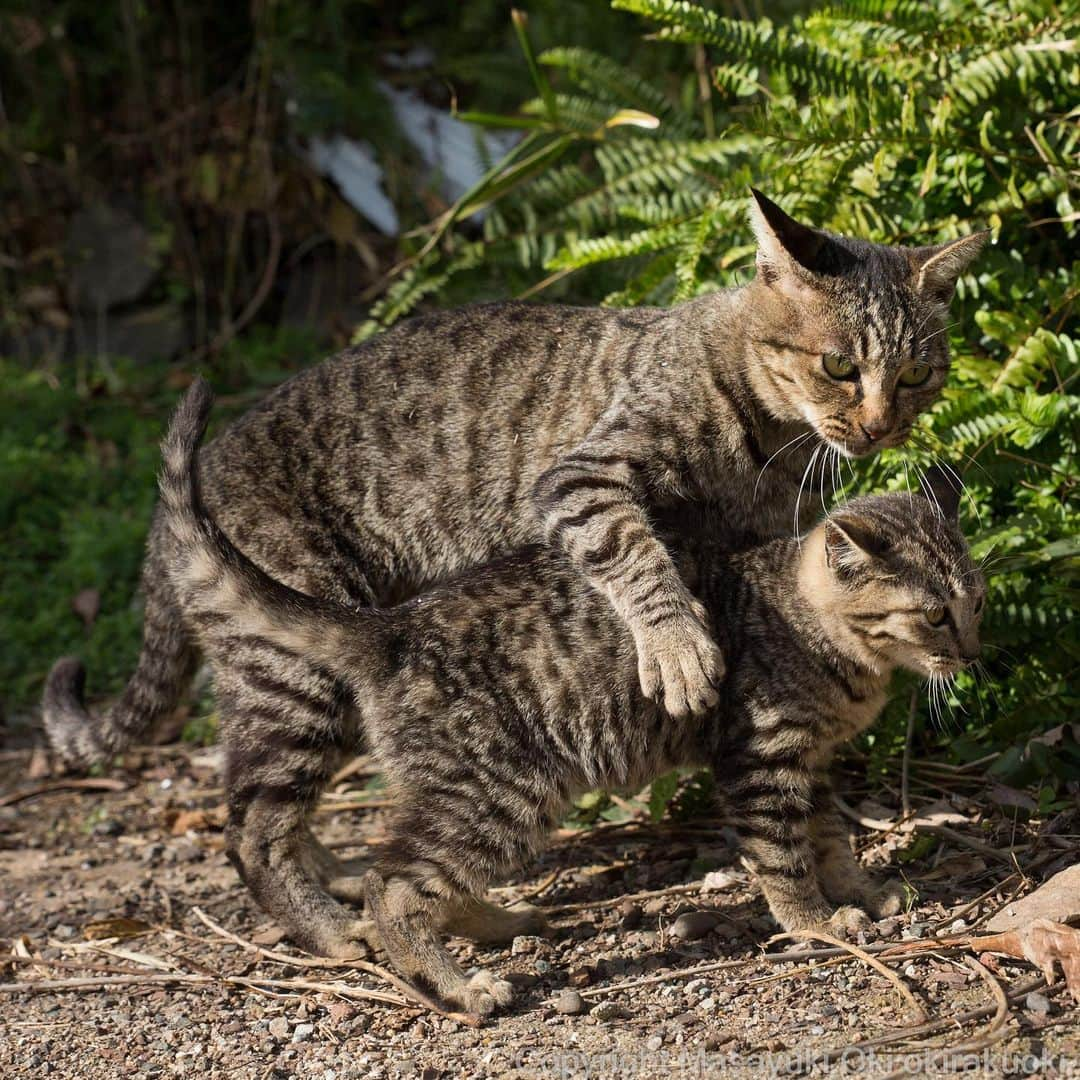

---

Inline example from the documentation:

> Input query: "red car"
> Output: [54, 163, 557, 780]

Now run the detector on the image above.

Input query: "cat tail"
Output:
[156, 378, 386, 685]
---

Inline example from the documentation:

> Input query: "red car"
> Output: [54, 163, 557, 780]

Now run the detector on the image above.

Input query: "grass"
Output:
[0, 329, 321, 723]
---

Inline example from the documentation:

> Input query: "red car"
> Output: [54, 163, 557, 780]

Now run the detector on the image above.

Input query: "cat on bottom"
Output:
[133, 380, 984, 1015]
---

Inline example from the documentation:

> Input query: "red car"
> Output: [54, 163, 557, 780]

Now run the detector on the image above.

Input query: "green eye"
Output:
[823, 354, 856, 379]
[925, 605, 947, 626]
[899, 363, 932, 387]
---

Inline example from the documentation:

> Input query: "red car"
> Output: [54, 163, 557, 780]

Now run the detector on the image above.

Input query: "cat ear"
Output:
[920, 464, 962, 521]
[909, 232, 989, 303]
[749, 188, 830, 285]
[824, 512, 892, 571]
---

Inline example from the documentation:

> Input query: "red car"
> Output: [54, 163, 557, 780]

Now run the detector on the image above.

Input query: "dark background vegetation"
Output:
[2, 1, 1077, 810]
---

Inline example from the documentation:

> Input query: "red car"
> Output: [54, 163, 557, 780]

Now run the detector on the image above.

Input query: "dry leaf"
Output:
[985, 866, 1080, 932]
[702, 869, 745, 891]
[82, 917, 153, 941]
[973, 919, 1080, 1002]
[167, 805, 227, 835]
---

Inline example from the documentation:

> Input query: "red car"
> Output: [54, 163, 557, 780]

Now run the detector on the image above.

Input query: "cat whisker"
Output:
[794, 444, 822, 544]
[753, 430, 815, 504]
[910, 429, 992, 482]
[918, 320, 959, 346]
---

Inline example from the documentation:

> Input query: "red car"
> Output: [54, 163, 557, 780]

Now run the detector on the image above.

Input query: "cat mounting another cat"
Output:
[143, 380, 984, 1015]
[44, 192, 986, 775]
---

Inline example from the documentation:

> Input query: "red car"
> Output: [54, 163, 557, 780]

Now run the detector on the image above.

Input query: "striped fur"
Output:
[160, 381, 985, 1015]
[41, 194, 985, 767]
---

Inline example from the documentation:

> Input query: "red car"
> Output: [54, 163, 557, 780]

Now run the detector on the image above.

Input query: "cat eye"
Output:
[822, 353, 856, 380]
[899, 363, 932, 387]
[925, 605, 947, 626]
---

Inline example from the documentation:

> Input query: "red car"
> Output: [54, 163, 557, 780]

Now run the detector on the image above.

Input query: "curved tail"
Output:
[157, 378, 381, 683]
[43, 502, 198, 771]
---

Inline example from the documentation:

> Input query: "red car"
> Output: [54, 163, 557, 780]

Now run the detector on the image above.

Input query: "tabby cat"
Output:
[154, 380, 983, 1015]
[44, 191, 986, 769]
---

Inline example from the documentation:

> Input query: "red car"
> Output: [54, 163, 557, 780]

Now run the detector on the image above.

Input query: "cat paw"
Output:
[825, 905, 874, 938]
[457, 970, 515, 1016]
[507, 901, 551, 937]
[311, 917, 382, 959]
[866, 878, 906, 920]
[636, 603, 725, 718]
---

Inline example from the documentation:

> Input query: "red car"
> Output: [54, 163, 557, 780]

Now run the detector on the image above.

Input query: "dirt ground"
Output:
[1, 741, 1078, 1079]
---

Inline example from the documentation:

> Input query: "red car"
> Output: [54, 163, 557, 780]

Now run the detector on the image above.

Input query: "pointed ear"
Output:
[824, 512, 892, 571]
[910, 232, 988, 303]
[749, 188, 831, 285]
[920, 464, 962, 521]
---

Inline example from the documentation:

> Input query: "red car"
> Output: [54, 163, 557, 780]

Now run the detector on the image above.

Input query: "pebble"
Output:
[620, 902, 643, 931]
[511, 935, 550, 956]
[670, 911, 719, 942]
[643, 898, 667, 915]
[591, 1002, 632, 1022]
[554, 990, 586, 1015]
[267, 1018, 290, 1041]
[645, 1035, 663, 1051]
[1025, 992, 1053, 1016]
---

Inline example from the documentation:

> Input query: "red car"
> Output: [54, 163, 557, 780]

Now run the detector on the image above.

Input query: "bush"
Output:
[372, 0, 1080, 785]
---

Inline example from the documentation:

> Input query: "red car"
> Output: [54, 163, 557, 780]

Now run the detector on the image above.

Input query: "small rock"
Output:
[903, 921, 927, 940]
[620, 902, 643, 931]
[643, 898, 667, 915]
[567, 966, 594, 987]
[292, 1022, 315, 1043]
[511, 935, 550, 956]
[645, 1035, 663, 1051]
[534, 958, 552, 974]
[670, 911, 719, 942]
[554, 990, 586, 1016]
[267, 1018, 290, 1041]
[591, 1002, 631, 1022]
[1025, 992, 1053, 1016]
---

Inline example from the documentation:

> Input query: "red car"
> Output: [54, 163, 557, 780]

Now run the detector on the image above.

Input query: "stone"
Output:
[554, 990, 586, 1015]
[292, 1022, 315, 1043]
[620, 902, 643, 930]
[591, 1002, 632, 1022]
[986, 866, 1080, 933]
[670, 911, 719, 942]
[267, 1018, 290, 1041]
[1025, 992, 1053, 1016]
[66, 204, 158, 311]
[72, 302, 185, 364]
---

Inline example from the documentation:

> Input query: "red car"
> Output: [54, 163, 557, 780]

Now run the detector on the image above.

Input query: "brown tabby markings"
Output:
[43, 194, 986, 768]
[153, 381, 984, 1015]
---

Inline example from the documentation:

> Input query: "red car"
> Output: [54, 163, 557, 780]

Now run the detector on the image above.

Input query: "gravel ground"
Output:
[1, 743, 1078, 1079]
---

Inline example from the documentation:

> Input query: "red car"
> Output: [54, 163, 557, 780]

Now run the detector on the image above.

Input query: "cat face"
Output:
[823, 469, 986, 678]
[747, 191, 987, 458]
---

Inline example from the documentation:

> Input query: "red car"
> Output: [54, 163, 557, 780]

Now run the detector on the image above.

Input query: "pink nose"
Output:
[860, 421, 891, 442]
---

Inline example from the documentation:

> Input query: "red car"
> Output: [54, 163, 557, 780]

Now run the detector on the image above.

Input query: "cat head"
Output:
[745, 190, 988, 458]
[803, 466, 986, 678]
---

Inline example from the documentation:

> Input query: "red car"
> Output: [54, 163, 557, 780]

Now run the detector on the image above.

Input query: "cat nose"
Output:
[860, 421, 891, 442]
[961, 645, 981, 664]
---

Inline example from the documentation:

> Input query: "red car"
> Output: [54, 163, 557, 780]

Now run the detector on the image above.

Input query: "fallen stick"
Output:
[0, 971, 406, 1008]
[0, 778, 129, 807]
[191, 906, 482, 1027]
[769, 928, 926, 1022]
[812, 975, 1051, 1069]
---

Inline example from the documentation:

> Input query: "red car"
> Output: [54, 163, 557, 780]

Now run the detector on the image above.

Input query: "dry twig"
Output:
[768, 928, 927, 1022]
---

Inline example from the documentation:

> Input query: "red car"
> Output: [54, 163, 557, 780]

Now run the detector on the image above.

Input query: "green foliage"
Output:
[377, 0, 1079, 775]
[0, 330, 320, 721]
